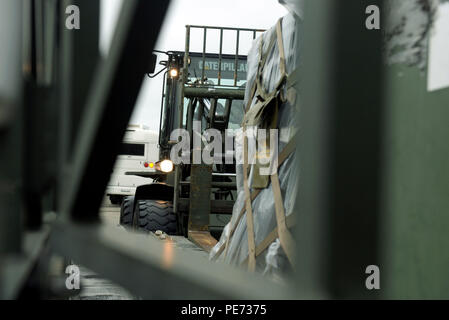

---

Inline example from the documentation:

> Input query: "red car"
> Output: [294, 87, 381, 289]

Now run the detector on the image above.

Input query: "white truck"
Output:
[106, 124, 159, 205]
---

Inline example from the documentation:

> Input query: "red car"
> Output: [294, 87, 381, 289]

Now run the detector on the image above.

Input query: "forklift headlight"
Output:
[158, 159, 174, 173]
[169, 68, 179, 78]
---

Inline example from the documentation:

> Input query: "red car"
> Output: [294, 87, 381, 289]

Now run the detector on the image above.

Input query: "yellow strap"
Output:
[258, 32, 277, 74]
[243, 133, 256, 271]
[244, 81, 257, 114]
[218, 134, 297, 260]
[241, 213, 295, 266]
[246, 17, 287, 113]
[276, 19, 287, 80]
[270, 172, 296, 265]
[217, 17, 295, 263]
[223, 186, 261, 258]
[246, 31, 277, 113]
[239, 173, 296, 269]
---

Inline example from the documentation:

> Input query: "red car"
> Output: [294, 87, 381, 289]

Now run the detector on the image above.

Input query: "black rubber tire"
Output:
[120, 196, 134, 226]
[134, 200, 177, 235]
[110, 195, 123, 205]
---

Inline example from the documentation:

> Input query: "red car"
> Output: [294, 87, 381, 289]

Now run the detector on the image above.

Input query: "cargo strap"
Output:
[243, 134, 256, 271]
[215, 18, 297, 268]
[287, 67, 300, 89]
[238, 140, 296, 268]
[241, 212, 295, 266]
[270, 172, 295, 265]
[239, 21, 285, 265]
[242, 18, 288, 189]
[254, 19, 287, 103]
[244, 18, 287, 116]
[246, 51, 299, 115]
[216, 134, 297, 260]
[244, 27, 277, 114]
[269, 20, 295, 262]
[276, 18, 287, 88]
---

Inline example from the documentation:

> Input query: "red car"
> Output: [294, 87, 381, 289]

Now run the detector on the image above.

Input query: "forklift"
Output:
[120, 25, 264, 251]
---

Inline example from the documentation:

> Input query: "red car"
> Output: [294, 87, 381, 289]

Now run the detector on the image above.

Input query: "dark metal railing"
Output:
[184, 25, 265, 87]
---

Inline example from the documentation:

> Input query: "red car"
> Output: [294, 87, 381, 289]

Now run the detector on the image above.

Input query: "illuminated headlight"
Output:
[169, 68, 179, 78]
[158, 159, 174, 173]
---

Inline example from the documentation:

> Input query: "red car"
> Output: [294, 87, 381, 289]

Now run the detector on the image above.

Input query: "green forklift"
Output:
[120, 25, 264, 251]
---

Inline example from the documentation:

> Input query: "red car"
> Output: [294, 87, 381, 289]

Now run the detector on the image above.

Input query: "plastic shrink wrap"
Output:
[210, 5, 301, 281]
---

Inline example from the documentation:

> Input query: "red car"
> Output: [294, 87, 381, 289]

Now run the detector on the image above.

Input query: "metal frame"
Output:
[178, 25, 265, 241]
[0, 0, 26, 298]
[0, 0, 393, 300]
[151, 25, 266, 241]
[64, 0, 166, 222]
[184, 25, 264, 87]
[176, 25, 264, 244]
[296, 0, 384, 299]
[49, 223, 296, 299]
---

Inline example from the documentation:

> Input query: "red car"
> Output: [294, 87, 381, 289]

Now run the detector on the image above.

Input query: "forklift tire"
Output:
[109, 195, 123, 206]
[120, 196, 135, 226]
[134, 200, 177, 235]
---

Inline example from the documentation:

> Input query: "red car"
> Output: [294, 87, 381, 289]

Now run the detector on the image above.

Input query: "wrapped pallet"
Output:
[210, 2, 302, 281]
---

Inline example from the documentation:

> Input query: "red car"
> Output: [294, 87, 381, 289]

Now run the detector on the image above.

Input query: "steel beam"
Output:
[63, 0, 170, 221]
[184, 87, 245, 100]
[58, 0, 100, 219]
[188, 165, 212, 231]
[296, 0, 385, 299]
[23, 0, 62, 230]
[0, 0, 24, 255]
[181, 181, 237, 189]
[179, 199, 234, 215]
[50, 222, 296, 299]
[67, 0, 100, 152]
[0, 226, 51, 299]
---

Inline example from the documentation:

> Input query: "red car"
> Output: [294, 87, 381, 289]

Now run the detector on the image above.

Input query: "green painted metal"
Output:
[49, 222, 295, 299]
[0, 0, 24, 255]
[172, 25, 262, 236]
[381, 65, 449, 299]
[297, 0, 384, 299]
[184, 87, 245, 99]
[298, 0, 448, 299]
[2, 0, 447, 301]
[188, 165, 212, 231]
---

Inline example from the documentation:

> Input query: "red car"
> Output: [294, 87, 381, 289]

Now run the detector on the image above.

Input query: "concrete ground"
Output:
[71, 198, 135, 300]
[71, 197, 209, 300]
[99, 197, 122, 226]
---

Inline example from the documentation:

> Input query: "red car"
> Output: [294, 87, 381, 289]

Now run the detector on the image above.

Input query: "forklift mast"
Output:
[156, 25, 265, 247]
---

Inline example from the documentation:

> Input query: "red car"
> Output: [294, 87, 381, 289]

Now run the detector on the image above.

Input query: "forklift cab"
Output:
[122, 25, 265, 251]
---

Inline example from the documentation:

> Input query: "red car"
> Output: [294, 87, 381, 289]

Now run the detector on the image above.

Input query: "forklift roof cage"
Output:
[183, 25, 265, 88]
